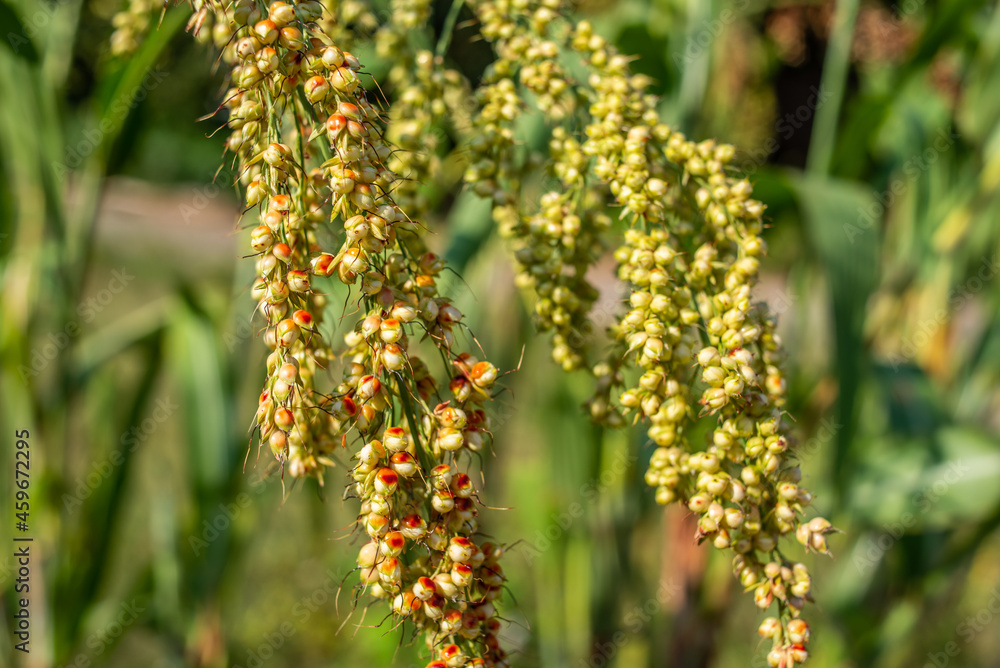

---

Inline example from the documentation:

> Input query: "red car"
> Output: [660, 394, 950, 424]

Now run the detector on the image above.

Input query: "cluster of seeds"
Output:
[121, 0, 838, 663]
[313, 0, 379, 49]
[110, 0, 159, 56]
[467, 1, 836, 664]
[467, 1, 612, 371]
[500, 189, 609, 372]
[350, 351, 509, 666]
[152, 1, 514, 666]
[374, 0, 471, 221]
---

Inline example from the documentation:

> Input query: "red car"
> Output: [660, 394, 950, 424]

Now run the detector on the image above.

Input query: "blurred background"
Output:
[3, 0, 1000, 667]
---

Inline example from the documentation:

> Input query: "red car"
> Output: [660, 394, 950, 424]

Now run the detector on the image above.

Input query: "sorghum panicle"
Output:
[465, 2, 836, 664]
[157, 2, 513, 666]
[374, 0, 473, 221]
[110, 0, 161, 56]
[121, 0, 836, 663]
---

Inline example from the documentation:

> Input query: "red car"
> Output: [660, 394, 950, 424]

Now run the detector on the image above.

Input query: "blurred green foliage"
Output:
[3, 1, 1000, 667]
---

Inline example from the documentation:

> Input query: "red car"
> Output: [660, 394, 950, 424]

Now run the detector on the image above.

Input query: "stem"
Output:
[435, 0, 465, 60]
[676, 0, 714, 130]
[806, 0, 859, 176]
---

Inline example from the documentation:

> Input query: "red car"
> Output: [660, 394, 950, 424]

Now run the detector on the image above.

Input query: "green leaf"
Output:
[0, 0, 40, 63]
[787, 173, 880, 499]
[167, 298, 230, 496]
[94, 6, 189, 156]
